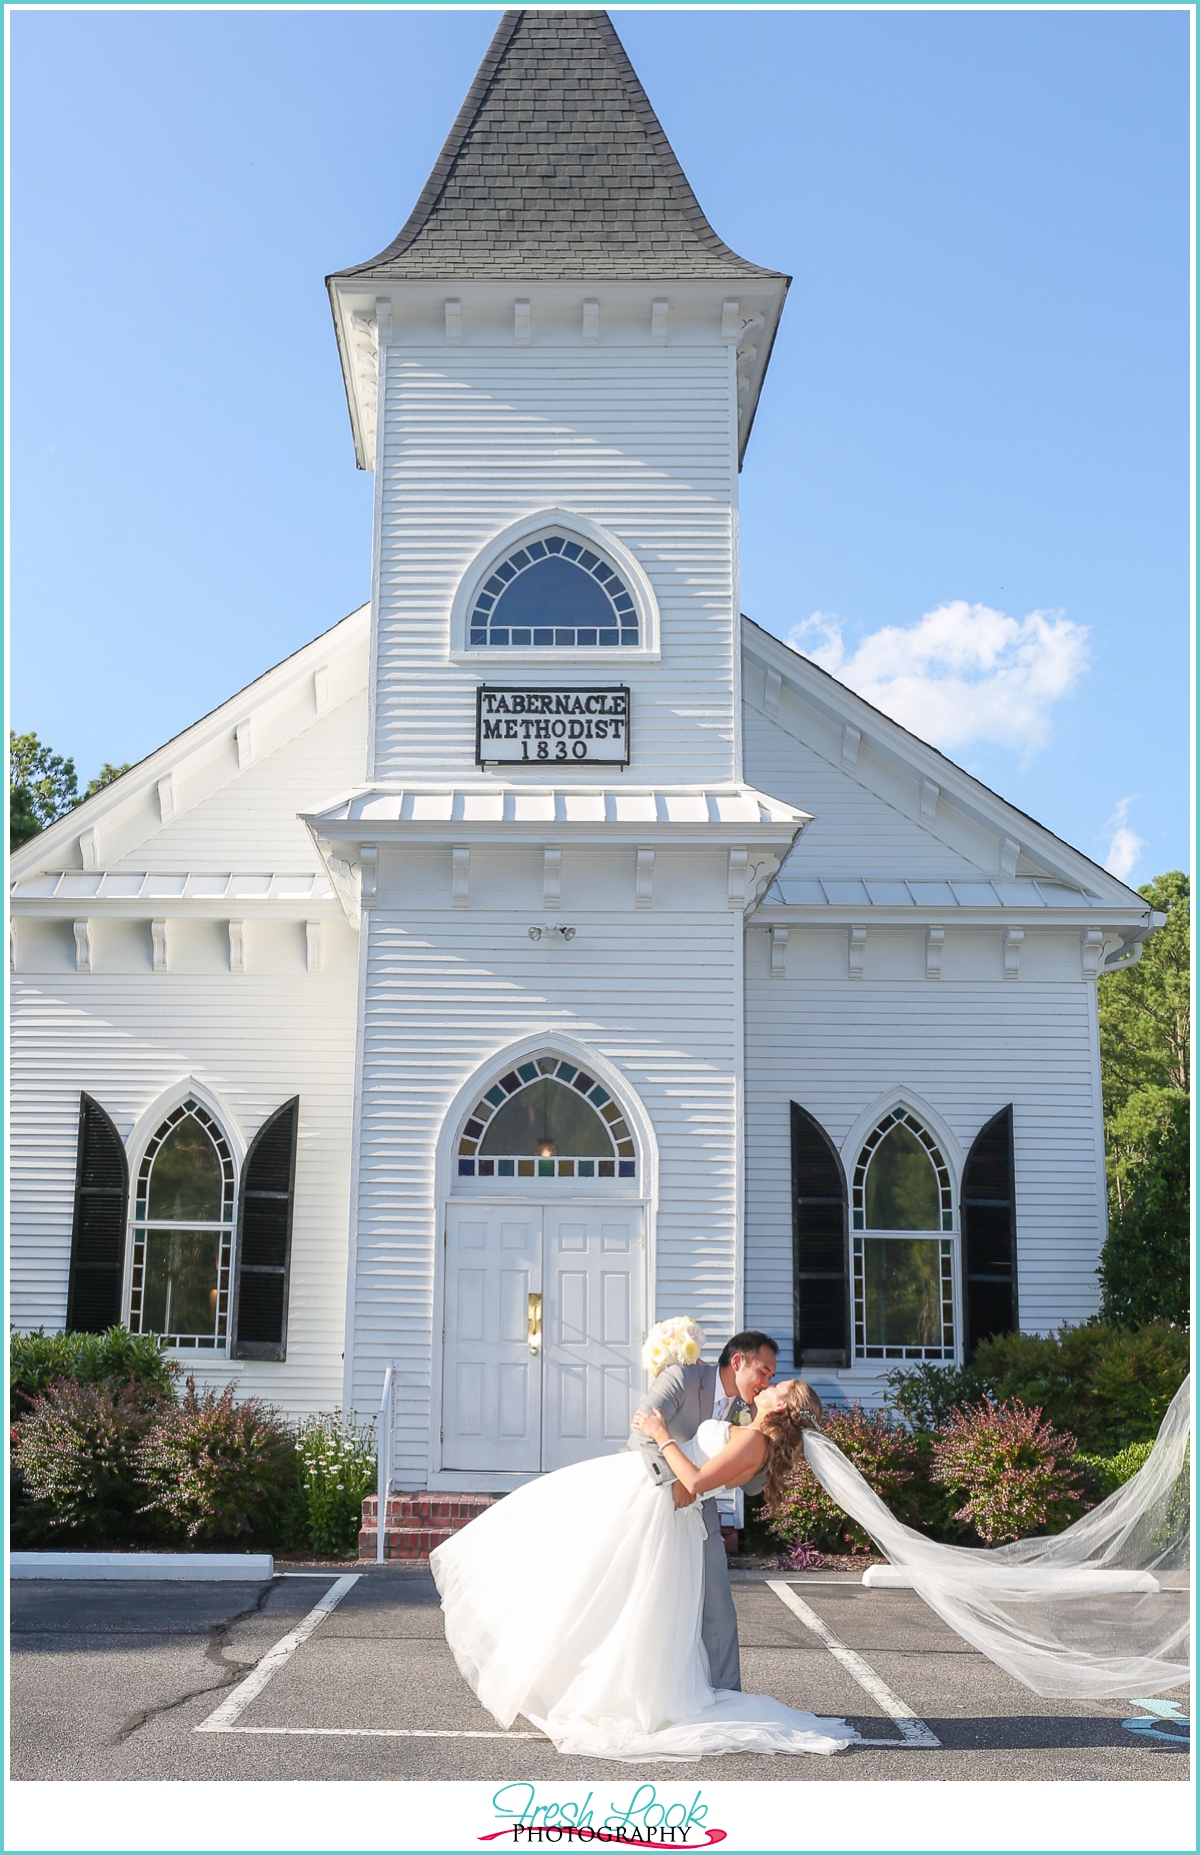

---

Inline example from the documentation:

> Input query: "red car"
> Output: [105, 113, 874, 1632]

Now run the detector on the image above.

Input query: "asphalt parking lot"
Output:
[9, 1567, 1190, 1783]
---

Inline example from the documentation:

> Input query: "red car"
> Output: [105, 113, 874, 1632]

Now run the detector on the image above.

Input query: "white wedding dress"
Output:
[430, 1419, 858, 1761]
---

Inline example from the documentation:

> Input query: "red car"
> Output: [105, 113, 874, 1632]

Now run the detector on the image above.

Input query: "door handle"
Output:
[528, 1292, 543, 1356]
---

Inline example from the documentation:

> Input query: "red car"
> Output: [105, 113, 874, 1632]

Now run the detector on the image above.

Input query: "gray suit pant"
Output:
[700, 1500, 741, 1692]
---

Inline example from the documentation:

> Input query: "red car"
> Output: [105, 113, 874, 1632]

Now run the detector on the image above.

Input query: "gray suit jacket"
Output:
[628, 1362, 766, 1498]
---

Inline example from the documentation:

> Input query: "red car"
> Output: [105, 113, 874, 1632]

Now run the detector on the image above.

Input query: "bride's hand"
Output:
[633, 1409, 669, 1444]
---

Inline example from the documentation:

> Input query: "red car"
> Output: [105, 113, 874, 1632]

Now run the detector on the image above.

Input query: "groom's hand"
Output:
[672, 1481, 697, 1509]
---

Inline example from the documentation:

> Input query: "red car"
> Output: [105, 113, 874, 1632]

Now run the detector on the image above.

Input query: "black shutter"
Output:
[231, 1097, 298, 1362]
[66, 1095, 129, 1333]
[962, 1105, 1018, 1358]
[792, 1103, 850, 1368]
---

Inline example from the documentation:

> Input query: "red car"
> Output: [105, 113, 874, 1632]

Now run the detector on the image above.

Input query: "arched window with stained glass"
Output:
[850, 1106, 956, 1364]
[469, 533, 639, 649]
[127, 1100, 235, 1349]
[457, 1055, 636, 1180]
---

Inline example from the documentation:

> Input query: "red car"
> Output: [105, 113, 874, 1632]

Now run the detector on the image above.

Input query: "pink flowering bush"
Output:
[931, 1399, 1085, 1545]
[135, 1377, 296, 1542]
[764, 1406, 919, 1554]
[12, 1375, 170, 1544]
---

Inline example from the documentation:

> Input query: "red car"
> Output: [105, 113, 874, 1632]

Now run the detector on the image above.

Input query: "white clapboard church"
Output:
[11, 11, 1159, 1509]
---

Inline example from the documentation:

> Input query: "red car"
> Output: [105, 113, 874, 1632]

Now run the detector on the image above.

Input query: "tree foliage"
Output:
[9, 731, 133, 850]
[1097, 872, 1190, 1329]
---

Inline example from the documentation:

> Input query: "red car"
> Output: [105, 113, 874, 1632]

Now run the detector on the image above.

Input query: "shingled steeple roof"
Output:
[332, 9, 783, 284]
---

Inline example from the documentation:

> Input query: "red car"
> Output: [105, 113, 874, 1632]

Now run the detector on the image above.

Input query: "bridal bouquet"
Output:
[642, 1317, 705, 1377]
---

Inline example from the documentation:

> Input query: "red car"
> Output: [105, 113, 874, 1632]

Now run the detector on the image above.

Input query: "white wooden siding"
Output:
[9, 967, 357, 1417]
[742, 954, 1106, 1402]
[743, 701, 993, 878]
[350, 905, 743, 1483]
[373, 351, 737, 788]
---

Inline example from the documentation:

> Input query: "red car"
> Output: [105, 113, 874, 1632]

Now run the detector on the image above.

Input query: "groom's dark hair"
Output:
[719, 1330, 779, 1368]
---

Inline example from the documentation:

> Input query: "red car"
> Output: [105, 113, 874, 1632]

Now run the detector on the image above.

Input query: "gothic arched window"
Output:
[457, 1055, 636, 1179]
[469, 534, 639, 648]
[850, 1106, 956, 1363]
[128, 1100, 234, 1349]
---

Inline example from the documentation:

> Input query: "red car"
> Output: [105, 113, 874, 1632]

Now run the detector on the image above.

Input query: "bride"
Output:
[430, 1377, 858, 1761]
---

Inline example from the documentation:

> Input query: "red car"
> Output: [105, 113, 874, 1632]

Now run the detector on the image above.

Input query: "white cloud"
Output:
[1103, 797, 1146, 883]
[787, 600, 1089, 757]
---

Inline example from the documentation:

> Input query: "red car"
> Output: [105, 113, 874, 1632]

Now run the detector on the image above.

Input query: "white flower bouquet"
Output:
[642, 1316, 705, 1378]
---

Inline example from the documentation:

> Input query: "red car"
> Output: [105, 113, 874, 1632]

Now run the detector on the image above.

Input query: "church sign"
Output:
[475, 685, 631, 767]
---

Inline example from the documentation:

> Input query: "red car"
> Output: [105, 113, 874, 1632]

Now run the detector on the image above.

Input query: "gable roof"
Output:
[331, 9, 785, 285]
[9, 606, 370, 881]
[741, 614, 1153, 916]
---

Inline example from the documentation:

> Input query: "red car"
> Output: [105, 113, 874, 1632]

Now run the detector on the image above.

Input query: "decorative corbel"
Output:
[328, 856, 362, 930]
[359, 845, 378, 906]
[1081, 928, 1106, 979]
[543, 847, 562, 911]
[651, 300, 669, 345]
[582, 301, 599, 344]
[445, 299, 462, 346]
[925, 926, 945, 979]
[79, 826, 100, 872]
[228, 920, 246, 974]
[306, 921, 323, 973]
[727, 847, 749, 909]
[920, 779, 939, 825]
[151, 919, 169, 974]
[313, 666, 331, 716]
[452, 845, 470, 909]
[764, 668, 782, 718]
[635, 846, 654, 910]
[73, 919, 93, 974]
[514, 300, 531, 346]
[841, 725, 860, 772]
[157, 774, 176, 825]
[721, 300, 740, 342]
[848, 925, 867, 979]
[236, 721, 254, 770]
[1003, 928, 1024, 978]
[1000, 837, 1021, 879]
[770, 924, 789, 979]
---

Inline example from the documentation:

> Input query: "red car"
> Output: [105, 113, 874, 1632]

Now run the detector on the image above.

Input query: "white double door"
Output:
[442, 1202, 644, 1474]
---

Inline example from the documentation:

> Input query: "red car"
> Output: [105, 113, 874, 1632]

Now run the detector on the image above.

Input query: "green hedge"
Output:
[11, 1327, 177, 1409]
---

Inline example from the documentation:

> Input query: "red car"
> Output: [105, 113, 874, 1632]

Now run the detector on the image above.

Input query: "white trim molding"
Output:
[447, 507, 662, 662]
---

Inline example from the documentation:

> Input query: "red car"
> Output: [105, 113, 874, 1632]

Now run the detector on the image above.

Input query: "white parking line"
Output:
[196, 1573, 360, 1734]
[212, 1727, 540, 1738]
[766, 1580, 940, 1749]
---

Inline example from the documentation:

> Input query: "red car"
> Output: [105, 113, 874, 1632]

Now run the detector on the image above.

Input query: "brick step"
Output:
[359, 1491, 500, 1562]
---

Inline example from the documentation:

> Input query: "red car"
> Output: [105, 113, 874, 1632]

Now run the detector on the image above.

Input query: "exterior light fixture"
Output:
[528, 926, 577, 942]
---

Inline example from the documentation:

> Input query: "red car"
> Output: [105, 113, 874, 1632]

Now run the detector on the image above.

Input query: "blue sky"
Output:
[9, 6, 1190, 885]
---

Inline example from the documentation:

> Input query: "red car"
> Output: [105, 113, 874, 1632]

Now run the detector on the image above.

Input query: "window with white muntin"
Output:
[470, 532, 639, 650]
[851, 1107, 957, 1363]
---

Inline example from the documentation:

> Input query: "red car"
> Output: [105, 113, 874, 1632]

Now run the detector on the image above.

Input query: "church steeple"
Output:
[331, 9, 783, 285]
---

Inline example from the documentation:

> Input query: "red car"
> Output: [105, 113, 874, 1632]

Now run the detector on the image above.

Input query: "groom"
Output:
[627, 1329, 779, 1692]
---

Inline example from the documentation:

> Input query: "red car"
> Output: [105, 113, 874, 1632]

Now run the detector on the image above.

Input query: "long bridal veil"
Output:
[802, 1375, 1191, 1700]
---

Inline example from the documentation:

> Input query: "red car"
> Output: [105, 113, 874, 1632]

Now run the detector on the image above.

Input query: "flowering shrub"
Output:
[135, 1378, 295, 1542]
[764, 1406, 919, 1554]
[931, 1399, 1085, 1545]
[294, 1412, 376, 1556]
[12, 1375, 170, 1545]
[642, 1317, 704, 1378]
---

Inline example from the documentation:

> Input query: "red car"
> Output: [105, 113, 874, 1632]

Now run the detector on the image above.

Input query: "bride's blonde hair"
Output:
[761, 1380, 824, 1511]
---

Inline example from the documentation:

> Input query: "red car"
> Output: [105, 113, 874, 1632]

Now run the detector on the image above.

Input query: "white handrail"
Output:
[376, 1365, 394, 1565]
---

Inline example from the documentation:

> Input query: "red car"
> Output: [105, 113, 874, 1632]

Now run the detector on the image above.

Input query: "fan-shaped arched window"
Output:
[469, 534, 639, 649]
[850, 1107, 956, 1363]
[128, 1100, 234, 1349]
[457, 1055, 636, 1180]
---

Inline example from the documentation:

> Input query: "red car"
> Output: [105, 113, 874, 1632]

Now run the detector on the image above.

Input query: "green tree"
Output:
[84, 762, 133, 799]
[1097, 872, 1190, 1328]
[9, 731, 78, 850]
[9, 735, 133, 851]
